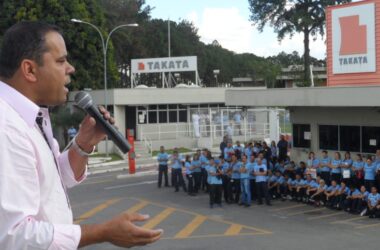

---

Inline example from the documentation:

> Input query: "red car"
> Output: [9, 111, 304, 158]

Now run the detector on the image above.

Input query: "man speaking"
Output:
[0, 21, 162, 249]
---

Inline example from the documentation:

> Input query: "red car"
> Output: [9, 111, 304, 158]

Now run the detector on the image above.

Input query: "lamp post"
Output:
[71, 19, 138, 156]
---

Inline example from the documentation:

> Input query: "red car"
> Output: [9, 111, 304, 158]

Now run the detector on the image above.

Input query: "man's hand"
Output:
[79, 212, 163, 248]
[76, 106, 113, 151]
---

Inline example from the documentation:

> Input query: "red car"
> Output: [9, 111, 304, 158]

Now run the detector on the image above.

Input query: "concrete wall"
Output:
[290, 107, 380, 162]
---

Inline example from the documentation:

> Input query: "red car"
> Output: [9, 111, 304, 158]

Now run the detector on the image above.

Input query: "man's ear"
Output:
[20, 59, 38, 82]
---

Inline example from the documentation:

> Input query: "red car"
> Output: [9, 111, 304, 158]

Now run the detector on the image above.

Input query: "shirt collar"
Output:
[0, 80, 40, 127]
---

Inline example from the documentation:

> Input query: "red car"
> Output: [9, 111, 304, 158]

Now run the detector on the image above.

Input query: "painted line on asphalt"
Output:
[162, 232, 271, 240]
[330, 216, 367, 224]
[286, 207, 326, 217]
[74, 198, 121, 224]
[308, 211, 342, 220]
[142, 207, 175, 229]
[224, 224, 243, 236]
[126, 200, 150, 214]
[270, 204, 306, 212]
[105, 180, 157, 190]
[174, 215, 207, 239]
[355, 222, 380, 229]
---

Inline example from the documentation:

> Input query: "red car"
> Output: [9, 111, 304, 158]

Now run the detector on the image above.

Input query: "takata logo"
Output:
[138, 62, 145, 70]
[332, 3, 376, 74]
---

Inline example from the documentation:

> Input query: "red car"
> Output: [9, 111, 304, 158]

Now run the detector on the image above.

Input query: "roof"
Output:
[225, 85, 380, 107]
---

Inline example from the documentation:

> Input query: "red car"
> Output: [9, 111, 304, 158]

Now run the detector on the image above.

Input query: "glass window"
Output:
[159, 111, 167, 123]
[178, 104, 187, 109]
[148, 105, 157, 110]
[179, 110, 187, 122]
[148, 111, 157, 123]
[168, 104, 177, 109]
[169, 110, 178, 123]
[158, 105, 167, 109]
[137, 106, 147, 110]
[319, 125, 338, 150]
[200, 104, 208, 108]
[340, 126, 360, 152]
[362, 126, 380, 153]
[293, 124, 311, 148]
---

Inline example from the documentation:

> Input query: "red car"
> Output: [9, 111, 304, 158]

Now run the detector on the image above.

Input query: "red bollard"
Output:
[127, 129, 136, 174]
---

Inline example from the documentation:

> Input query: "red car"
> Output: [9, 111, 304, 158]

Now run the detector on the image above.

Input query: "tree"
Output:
[248, 0, 351, 86]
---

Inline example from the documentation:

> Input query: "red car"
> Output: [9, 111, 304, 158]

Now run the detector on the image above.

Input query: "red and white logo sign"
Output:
[332, 3, 376, 74]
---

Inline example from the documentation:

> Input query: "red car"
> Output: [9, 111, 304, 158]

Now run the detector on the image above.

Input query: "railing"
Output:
[141, 133, 153, 156]
[139, 121, 271, 143]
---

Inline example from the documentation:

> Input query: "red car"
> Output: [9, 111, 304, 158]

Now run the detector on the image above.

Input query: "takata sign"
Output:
[331, 2, 376, 74]
[131, 56, 197, 74]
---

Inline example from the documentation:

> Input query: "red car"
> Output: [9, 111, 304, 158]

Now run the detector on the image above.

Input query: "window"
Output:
[159, 111, 167, 123]
[148, 111, 157, 123]
[168, 104, 177, 109]
[340, 126, 360, 152]
[362, 126, 380, 153]
[319, 125, 338, 150]
[292, 124, 311, 148]
[179, 110, 187, 122]
[169, 110, 177, 123]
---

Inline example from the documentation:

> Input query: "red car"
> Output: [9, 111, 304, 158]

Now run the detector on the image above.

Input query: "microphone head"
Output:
[74, 91, 93, 109]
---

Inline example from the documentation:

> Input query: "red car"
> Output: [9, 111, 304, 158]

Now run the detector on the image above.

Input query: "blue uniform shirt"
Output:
[185, 162, 193, 175]
[170, 155, 183, 169]
[367, 193, 380, 207]
[207, 165, 223, 185]
[244, 147, 252, 159]
[200, 155, 209, 169]
[221, 162, 230, 174]
[353, 161, 364, 170]
[224, 147, 235, 161]
[240, 163, 251, 179]
[364, 163, 376, 180]
[246, 162, 256, 180]
[310, 181, 319, 188]
[320, 157, 331, 172]
[269, 175, 277, 183]
[276, 176, 285, 185]
[331, 159, 342, 174]
[191, 160, 201, 173]
[326, 185, 340, 192]
[231, 161, 242, 179]
[254, 164, 268, 183]
[157, 153, 169, 166]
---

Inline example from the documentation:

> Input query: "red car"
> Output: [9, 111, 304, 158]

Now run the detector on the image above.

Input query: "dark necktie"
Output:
[36, 115, 51, 149]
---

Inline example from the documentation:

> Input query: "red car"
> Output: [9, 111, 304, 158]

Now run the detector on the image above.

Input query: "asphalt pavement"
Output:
[69, 170, 380, 250]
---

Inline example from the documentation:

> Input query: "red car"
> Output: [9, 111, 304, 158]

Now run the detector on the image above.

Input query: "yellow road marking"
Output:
[270, 204, 306, 212]
[74, 198, 121, 224]
[330, 216, 367, 224]
[308, 212, 342, 220]
[130, 197, 272, 235]
[126, 200, 149, 214]
[163, 232, 271, 240]
[224, 224, 243, 236]
[143, 207, 175, 229]
[175, 215, 207, 239]
[286, 207, 325, 217]
[356, 222, 380, 229]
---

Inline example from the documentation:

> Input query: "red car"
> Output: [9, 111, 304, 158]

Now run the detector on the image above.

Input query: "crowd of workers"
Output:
[156, 136, 380, 218]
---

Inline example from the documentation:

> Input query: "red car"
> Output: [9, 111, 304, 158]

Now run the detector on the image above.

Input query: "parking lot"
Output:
[70, 172, 380, 250]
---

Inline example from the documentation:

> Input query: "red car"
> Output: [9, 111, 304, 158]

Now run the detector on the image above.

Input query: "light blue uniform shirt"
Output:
[276, 176, 285, 185]
[364, 163, 376, 180]
[157, 153, 169, 166]
[341, 186, 350, 195]
[231, 161, 242, 179]
[320, 157, 331, 172]
[294, 179, 306, 187]
[200, 155, 209, 169]
[254, 164, 268, 183]
[244, 147, 252, 159]
[185, 162, 193, 175]
[269, 175, 277, 183]
[234, 145, 244, 155]
[246, 162, 256, 180]
[304, 179, 315, 187]
[240, 163, 251, 179]
[221, 162, 230, 174]
[310, 181, 319, 188]
[326, 185, 340, 192]
[170, 155, 183, 169]
[224, 147, 235, 161]
[351, 189, 360, 196]
[367, 193, 380, 207]
[207, 165, 223, 185]
[353, 161, 364, 170]
[191, 160, 201, 173]
[331, 159, 342, 174]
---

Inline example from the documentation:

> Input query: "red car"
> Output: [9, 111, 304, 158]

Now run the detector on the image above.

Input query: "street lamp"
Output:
[213, 69, 220, 87]
[71, 18, 138, 156]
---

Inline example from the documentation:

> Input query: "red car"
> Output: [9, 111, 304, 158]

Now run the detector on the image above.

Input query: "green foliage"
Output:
[248, 0, 351, 86]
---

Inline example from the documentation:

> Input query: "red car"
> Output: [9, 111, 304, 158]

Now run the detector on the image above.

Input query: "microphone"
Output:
[74, 91, 131, 154]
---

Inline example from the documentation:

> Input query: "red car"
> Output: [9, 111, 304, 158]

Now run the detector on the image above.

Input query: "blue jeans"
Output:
[240, 178, 251, 205]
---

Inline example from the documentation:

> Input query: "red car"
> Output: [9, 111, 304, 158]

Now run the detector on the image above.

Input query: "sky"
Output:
[145, 0, 361, 60]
